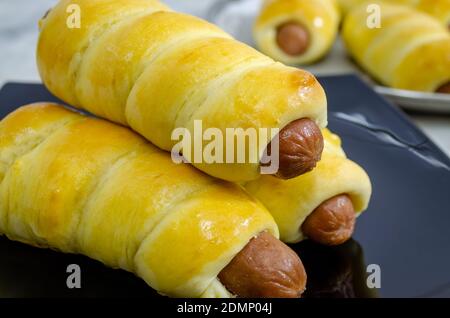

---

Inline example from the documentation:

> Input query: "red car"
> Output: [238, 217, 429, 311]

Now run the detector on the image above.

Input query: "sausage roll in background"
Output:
[335, 0, 361, 15]
[37, 0, 328, 182]
[337, 0, 450, 26]
[342, 2, 450, 93]
[245, 129, 372, 245]
[254, 0, 340, 65]
[0, 103, 307, 298]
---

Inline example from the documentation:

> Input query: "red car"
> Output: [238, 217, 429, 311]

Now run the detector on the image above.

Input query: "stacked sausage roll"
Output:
[0, 0, 373, 298]
[0, 103, 307, 298]
[246, 129, 372, 245]
[37, 0, 327, 182]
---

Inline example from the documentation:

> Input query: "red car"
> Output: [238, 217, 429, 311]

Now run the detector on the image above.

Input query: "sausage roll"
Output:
[37, 0, 328, 182]
[245, 129, 372, 244]
[336, 0, 362, 15]
[337, 0, 450, 26]
[413, 0, 450, 27]
[0, 103, 307, 298]
[254, 0, 340, 65]
[342, 1, 450, 93]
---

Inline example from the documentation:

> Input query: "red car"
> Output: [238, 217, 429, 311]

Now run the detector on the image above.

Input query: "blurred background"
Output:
[0, 0, 449, 156]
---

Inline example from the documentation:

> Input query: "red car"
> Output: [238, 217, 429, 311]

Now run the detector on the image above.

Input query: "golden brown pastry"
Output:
[337, 0, 450, 26]
[0, 103, 307, 298]
[342, 1, 450, 92]
[245, 129, 372, 244]
[37, 0, 328, 182]
[254, 0, 340, 65]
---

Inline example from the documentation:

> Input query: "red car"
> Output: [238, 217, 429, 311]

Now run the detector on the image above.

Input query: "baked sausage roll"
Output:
[336, 0, 362, 15]
[342, 1, 450, 93]
[0, 103, 307, 298]
[254, 0, 340, 65]
[37, 0, 328, 182]
[245, 129, 372, 245]
[413, 0, 450, 27]
[337, 0, 450, 26]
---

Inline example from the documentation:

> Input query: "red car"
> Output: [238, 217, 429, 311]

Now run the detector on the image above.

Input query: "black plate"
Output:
[0, 75, 449, 298]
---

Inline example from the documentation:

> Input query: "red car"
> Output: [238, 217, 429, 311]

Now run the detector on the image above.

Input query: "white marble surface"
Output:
[1, 0, 449, 156]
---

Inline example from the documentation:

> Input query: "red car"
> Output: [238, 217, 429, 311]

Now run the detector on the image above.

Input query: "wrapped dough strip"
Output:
[245, 129, 372, 244]
[254, 0, 340, 65]
[337, 0, 450, 27]
[0, 103, 306, 298]
[37, 0, 328, 182]
[342, 1, 450, 93]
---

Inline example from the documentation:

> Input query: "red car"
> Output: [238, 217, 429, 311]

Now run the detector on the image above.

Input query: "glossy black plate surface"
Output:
[0, 75, 449, 298]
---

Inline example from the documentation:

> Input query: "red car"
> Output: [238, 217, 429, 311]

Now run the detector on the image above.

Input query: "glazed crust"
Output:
[254, 0, 340, 65]
[37, 0, 327, 182]
[245, 129, 372, 243]
[337, 0, 450, 26]
[342, 1, 450, 92]
[0, 103, 285, 298]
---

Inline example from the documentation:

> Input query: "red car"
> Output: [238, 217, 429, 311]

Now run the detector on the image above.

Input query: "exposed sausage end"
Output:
[218, 231, 307, 298]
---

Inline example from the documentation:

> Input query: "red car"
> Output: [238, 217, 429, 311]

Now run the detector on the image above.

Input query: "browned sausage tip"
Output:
[276, 22, 310, 56]
[218, 231, 307, 298]
[436, 82, 450, 94]
[263, 118, 324, 180]
[301, 194, 356, 246]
